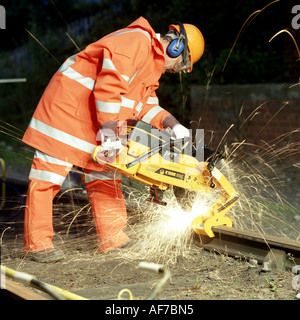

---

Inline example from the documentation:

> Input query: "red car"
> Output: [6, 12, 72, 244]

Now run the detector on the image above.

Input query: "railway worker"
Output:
[22, 17, 205, 262]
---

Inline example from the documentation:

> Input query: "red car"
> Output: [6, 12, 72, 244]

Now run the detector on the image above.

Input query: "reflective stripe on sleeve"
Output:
[96, 101, 121, 113]
[146, 96, 159, 105]
[121, 74, 130, 82]
[135, 102, 143, 116]
[102, 58, 117, 71]
[142, 106, 164, 124]
[96, 96, 136, 113]
[121, 96, 135, 109]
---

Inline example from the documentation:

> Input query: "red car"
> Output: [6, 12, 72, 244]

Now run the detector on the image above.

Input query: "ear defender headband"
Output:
[167, 22, 188, 65]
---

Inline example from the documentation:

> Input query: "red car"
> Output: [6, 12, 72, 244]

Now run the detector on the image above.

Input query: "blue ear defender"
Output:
[167, 36, 185, 58]
[166, 22, 188, 64]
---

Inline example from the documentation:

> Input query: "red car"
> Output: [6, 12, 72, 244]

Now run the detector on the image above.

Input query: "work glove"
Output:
[94, 127, 122, 163]
[172, 124, 190, 140]
[171, 124, 191, 150]
[100, 135, 122, 158]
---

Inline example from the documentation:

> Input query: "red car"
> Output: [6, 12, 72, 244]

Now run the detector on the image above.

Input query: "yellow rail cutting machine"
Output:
[92, 120, 238, 237]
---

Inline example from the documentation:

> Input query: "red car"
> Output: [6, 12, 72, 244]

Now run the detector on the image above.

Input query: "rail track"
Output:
[196, 225, 300, 270]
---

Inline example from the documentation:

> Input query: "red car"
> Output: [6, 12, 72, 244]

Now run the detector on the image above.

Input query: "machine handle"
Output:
[126, 137, 189, 169]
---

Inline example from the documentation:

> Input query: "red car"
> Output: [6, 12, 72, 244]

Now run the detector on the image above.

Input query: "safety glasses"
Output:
[172, 54, 192, 73]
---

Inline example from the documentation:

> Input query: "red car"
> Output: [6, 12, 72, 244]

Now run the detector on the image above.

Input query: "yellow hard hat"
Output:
[169, 23, 205, 71]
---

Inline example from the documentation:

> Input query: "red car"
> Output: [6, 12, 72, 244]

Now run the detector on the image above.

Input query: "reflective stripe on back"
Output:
[58, 54, 95, 91]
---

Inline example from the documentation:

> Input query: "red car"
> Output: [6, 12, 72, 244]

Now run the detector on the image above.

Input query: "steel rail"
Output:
[196, 225, 300, 269]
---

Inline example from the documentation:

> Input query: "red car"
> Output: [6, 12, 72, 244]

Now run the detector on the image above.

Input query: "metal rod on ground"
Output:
[138, 262, 171, 300]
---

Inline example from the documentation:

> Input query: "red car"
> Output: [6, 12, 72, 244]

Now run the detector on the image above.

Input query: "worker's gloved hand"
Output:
[101, 135, 122, 157]
[95, 127, 122, 162]
[172, 124, 190, 139]
[171, 124, 190, 149]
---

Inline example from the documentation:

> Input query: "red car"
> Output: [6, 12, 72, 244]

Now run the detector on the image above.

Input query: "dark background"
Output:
[0, 0, 299, 131]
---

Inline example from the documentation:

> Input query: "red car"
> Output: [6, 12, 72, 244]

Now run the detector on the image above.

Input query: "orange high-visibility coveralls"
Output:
[22, 17, 177, 253]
